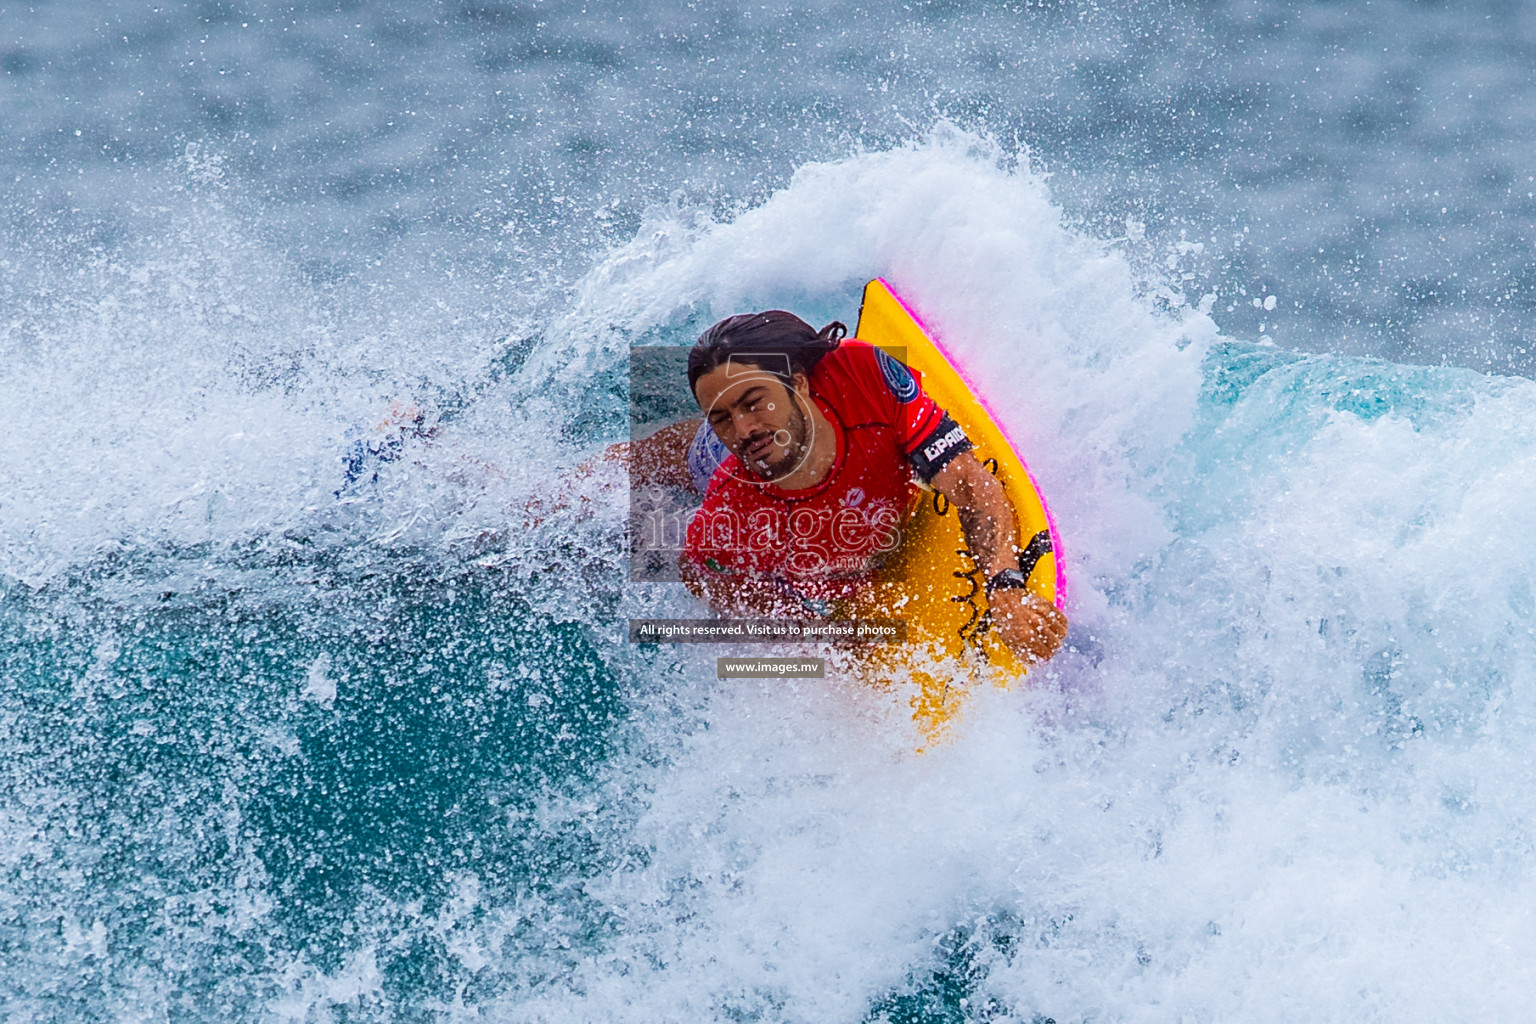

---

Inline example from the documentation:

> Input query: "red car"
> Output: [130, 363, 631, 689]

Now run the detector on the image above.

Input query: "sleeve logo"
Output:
[875, 349, 919, 403]
[922, 425, 967, 462]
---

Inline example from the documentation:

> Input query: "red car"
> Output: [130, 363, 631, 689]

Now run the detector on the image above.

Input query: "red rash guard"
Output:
[682, 340, 972, 614]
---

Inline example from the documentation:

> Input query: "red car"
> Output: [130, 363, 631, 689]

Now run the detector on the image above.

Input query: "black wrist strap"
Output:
[985, 568, 1031, 600]
[985, 530, 1054, 600]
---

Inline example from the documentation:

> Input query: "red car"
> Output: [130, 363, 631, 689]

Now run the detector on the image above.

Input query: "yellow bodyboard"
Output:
[844, 279, 1064, 738]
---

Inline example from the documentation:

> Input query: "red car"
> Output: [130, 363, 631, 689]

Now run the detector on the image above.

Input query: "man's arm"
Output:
[521, 418, 704, 528]
[931, 451, 1068, 664]
[598, 418, 702, 491]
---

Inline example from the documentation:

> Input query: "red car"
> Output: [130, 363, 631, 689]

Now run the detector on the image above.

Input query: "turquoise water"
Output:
[6, 3, 1536, 1021]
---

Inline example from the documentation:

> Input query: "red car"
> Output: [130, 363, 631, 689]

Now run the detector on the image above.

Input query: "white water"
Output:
[485, 131, 1536, 1021]
[7, 129, 1536, 1022]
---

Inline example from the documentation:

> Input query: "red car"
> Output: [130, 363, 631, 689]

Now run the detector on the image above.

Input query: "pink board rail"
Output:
[875, 278, 1067, 609]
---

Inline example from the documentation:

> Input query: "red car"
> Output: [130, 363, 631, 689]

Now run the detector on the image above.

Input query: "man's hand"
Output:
[932, 452, 1069, 665]
[989, 589, 1069, 664]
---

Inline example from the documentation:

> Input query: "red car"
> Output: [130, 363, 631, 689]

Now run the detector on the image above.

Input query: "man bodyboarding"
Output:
[674, 310, 1066, 664]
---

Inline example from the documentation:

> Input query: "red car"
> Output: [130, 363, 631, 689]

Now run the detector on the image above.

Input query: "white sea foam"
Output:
[0, 186, 533, 587]
[8, 127, 1536, 1022]
[467, 131, 1536, 1021]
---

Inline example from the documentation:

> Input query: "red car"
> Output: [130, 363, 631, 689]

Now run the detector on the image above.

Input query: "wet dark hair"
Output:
[687, 310, 847, 396]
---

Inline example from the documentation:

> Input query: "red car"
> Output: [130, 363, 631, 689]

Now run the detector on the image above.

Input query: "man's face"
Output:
[693, 362, 814, 482]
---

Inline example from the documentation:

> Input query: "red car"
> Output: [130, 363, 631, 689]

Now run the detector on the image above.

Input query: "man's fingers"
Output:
[987, 591, 1068, 664]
